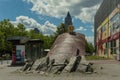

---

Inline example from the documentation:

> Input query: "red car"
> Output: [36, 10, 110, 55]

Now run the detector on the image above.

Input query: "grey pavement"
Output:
[0, 60, 120, 80]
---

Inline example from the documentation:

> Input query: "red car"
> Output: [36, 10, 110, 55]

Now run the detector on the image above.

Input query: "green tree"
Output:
[0, 31, 5, 51]
[16, 23, 28, 36]
[42, 35, 55, 49]
[85, 41, 95, 55]
[54, 23, 67, 37]
[27, 29, 41, 39]
[0, 19, 15, 54]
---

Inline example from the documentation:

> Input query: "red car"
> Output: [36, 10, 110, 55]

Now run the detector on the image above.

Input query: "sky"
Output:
[0, 0, 103, 44]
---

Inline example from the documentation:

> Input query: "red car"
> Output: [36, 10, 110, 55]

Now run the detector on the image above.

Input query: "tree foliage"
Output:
[0, 19, 54, 56]
[0, 19, 15, 55]
[54, 23, 67, 37]
[85, 41, 95, 55]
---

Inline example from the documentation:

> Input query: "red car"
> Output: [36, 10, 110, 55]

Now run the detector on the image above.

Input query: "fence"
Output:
[0, 60, 12, 65]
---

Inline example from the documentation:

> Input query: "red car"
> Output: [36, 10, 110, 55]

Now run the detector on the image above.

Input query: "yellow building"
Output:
[96, 4, 120, 60]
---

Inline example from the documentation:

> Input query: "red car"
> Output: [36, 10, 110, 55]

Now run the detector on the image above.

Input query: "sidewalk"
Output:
[88, 60, 120, 64]
[0, 60, 120, 80]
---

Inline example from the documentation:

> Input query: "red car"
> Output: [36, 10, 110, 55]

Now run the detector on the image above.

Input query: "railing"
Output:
[0, 60, 12, 65]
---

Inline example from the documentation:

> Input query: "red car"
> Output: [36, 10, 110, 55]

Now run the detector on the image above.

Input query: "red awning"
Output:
[107, 32, 120, 42]
[96, 31, 120, 45]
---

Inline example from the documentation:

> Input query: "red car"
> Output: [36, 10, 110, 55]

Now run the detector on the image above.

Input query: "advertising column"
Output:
[16, 45, 25, 63]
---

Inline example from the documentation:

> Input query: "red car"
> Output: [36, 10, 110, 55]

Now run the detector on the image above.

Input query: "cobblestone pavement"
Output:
[0, 60, 120, 80]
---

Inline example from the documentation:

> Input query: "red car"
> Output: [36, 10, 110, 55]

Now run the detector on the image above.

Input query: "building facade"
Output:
[95, 0, 120, 59]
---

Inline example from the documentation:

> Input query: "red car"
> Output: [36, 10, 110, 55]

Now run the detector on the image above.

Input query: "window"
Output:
[111, 40, 116, 48]
[102, 24, 107, 32]
[110, 12, 120, 31]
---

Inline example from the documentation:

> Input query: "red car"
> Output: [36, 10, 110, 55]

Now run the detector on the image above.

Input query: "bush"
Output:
[0, 57, 3, 60]
[0, 54, 11, 60]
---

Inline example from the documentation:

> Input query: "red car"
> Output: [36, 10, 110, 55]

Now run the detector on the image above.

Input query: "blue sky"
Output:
[0, 0, 103, 44]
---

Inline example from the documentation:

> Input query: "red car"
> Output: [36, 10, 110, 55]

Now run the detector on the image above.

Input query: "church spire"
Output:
[65, 11, 73, 27]
[67, 11, 71, 17]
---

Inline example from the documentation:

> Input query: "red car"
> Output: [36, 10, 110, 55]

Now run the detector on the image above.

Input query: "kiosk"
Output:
[7, 36, 28, 65]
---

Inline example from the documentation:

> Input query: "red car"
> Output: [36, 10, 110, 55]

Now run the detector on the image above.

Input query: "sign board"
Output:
[16, 45, 25, 63]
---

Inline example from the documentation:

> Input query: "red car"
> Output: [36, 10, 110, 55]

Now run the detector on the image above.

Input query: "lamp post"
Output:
[117, 3, 120, 60]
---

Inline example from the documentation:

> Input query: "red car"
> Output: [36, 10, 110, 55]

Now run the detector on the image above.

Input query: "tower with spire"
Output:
[64, 11, 74, 33]
[65, 11, 73, 28]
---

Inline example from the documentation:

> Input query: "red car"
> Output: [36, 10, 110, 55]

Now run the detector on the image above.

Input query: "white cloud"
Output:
[85, 36, 94, 45]
[11, 16, 57, 35]
[75, 26, 87, 31]
[76, 5, 100, 23]
[16, 16, 42, 28]
[92, 28, 94, 33]
[23, 0, 103, 23]
[42, 21, 57, 35]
